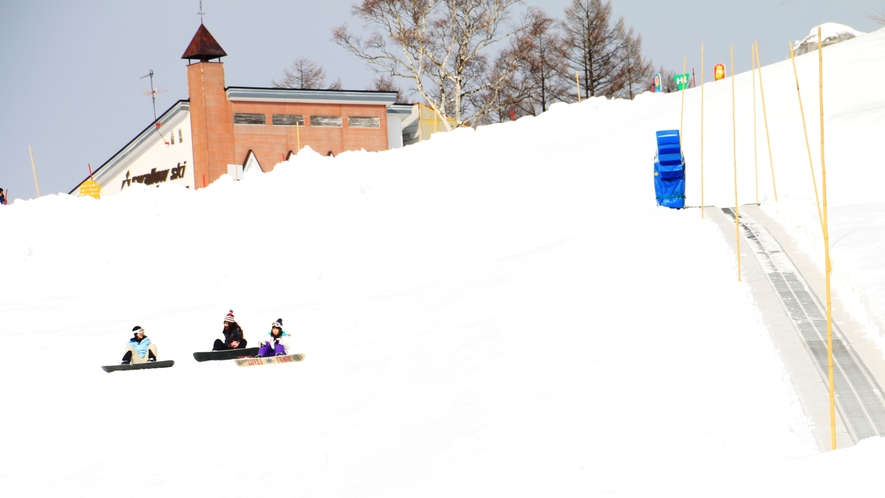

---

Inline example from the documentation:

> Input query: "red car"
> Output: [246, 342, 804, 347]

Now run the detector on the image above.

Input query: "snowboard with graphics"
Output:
[235, 353, 304, 367]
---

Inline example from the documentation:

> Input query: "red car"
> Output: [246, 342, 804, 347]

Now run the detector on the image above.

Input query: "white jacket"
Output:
[262, 330, 291, 354]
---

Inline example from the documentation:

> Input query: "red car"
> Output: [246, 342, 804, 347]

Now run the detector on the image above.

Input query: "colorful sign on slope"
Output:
[673, 73, 690, 90]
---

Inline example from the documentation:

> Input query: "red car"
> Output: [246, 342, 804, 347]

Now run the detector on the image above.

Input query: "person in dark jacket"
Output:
[121, 326, 158, 364]
[213, 310, 248, 350]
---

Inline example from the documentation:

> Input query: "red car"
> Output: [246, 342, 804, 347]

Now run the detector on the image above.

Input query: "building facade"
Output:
[71, 23, 403, 198]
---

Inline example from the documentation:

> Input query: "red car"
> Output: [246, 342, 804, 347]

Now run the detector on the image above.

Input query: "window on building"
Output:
[310, 115, 342, 127]
[348, 116, 380, 128]
[170, 132, 175, 145]
[179, 129, 184, 143]
[233, 113, 267, 125]
[272, 114, 305, 126]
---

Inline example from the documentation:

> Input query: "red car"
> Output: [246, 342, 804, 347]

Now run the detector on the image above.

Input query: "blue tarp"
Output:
[654, 130, 686, 208]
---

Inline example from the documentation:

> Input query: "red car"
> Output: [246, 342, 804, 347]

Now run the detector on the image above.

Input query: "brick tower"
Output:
[182, 24, 235, 189]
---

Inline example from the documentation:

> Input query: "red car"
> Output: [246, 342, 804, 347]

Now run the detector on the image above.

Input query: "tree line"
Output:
[274, 0, 676, 130]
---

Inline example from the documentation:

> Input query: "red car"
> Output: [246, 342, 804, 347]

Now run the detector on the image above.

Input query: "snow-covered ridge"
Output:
[792, 22, 865, 55]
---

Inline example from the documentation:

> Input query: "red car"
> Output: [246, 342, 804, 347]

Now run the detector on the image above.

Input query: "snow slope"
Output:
[1, 25, 884, 498]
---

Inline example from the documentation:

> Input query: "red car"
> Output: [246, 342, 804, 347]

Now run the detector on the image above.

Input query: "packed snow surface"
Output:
[1, 26, 884, 498]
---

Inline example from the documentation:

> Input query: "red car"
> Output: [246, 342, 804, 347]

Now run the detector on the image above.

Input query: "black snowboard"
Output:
[193, 347, 259, 362]
[101, 360, 175, 373]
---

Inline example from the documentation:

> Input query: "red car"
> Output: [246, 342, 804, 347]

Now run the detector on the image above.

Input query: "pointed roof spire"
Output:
[181, 24, 227, 62]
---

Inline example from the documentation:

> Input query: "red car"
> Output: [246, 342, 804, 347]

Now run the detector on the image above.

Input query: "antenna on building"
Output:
[198, 1, 206, 24]
[141, 69, 169, 145]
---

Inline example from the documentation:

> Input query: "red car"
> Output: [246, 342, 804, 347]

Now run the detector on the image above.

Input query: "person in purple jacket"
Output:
[257, 319, 290, 357]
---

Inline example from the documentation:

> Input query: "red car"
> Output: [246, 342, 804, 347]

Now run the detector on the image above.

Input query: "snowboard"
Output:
[101, 360, 175, 373]
[193, 347, 259, 362]
[235, 353, 304, 367]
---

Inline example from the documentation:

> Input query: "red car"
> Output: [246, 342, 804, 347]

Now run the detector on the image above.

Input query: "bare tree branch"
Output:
[368, 73, 406, 103]
[273, 57, 329, 89]
[863, 6, 885, 25]
[333, 0, 526, 129]
[488, 7, 571, 119]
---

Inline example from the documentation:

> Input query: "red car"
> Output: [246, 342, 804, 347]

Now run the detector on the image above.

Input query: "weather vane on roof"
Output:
[198, 1, 206, 24]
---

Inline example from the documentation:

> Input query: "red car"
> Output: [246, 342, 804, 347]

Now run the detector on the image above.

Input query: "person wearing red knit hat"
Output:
[213, 310, 248, 350]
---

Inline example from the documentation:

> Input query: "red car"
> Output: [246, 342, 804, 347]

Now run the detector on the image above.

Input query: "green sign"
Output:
[673, 73, 690, 90]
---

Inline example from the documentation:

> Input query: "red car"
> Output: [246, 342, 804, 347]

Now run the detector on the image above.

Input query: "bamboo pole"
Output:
[28, 145, 41, 197]
[576, 70, 581, 102]
[755, 41, 777, 201]
[700, 43, 705, 220]
[731, 46, 740, 281]
[752, 45, 759, 204]
[818, 27, 836, 451]
[790, 41, 824, 231]
[680, 54, 686, 138]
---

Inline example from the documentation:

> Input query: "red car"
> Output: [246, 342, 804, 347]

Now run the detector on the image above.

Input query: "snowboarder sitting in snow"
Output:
[257, 319, 289, 357]
[213, 310, 248, 350]
[121, 326, 158, 364]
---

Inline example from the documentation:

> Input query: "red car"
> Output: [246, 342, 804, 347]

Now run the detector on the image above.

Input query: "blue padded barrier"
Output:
[653, 130, 686, 208]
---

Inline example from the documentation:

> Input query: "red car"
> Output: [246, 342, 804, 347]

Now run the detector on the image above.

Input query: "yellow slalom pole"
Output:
[790, 41, 824, 232]
[818, 27, 836, 451]
[752, 46, 758, 204]
[700, 43, 705, 220]
[755, 41, 777, 202]
[731, 46, 740, 282]
[296, 122, 301, 152]
[576, 70, 581, 102]
[29, 145, 41, 197]
[680, 54, 686, 138]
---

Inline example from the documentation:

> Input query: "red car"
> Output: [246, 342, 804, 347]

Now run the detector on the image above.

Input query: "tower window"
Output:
[179, 129, 184, 143]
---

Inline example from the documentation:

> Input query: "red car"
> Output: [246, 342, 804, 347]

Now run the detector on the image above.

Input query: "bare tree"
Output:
[273, 57, 329, 89]
[507, 7, 572, 115]
[327, 78, 344, 90]
[469, 52, 530, 124]
[612, 27, 653, 99]
[561, 0, 628, 99]
[863, 6, 885, 24]
[368, 73, 407, 103]
[333, 0, 527, 130]
[656, 66, 678, 93]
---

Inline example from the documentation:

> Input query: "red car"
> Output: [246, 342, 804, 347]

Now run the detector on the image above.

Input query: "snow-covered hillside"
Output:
[1, 25, 884, 498]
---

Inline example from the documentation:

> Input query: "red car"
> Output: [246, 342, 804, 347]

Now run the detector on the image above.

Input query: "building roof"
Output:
[226, 87, 398, 106]
[181, 24, 227, 62]
[69, 100, 191, 195]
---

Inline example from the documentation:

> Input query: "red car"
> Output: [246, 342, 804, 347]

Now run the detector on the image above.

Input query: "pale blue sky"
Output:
[1, 0, 880, 200]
